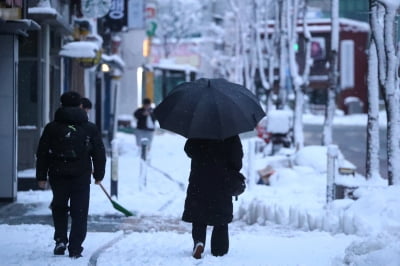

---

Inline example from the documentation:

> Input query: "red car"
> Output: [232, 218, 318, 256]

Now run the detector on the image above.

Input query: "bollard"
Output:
[326, 144, 338, 204]
[139, 138, 149, 189]
[247, 139, 256, 187]
[110, 139, 119, 197]
[141, 138, 148, 161]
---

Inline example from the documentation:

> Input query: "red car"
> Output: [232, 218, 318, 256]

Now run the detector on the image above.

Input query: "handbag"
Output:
[224, 169, 246, 197]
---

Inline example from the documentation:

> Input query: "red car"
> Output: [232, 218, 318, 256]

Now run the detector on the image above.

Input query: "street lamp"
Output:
[101, 63, 110, 72]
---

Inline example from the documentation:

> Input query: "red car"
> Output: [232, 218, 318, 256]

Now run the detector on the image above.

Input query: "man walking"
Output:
[36, 91, 106, 258]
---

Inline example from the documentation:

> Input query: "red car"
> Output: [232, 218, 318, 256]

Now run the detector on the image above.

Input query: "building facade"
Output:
[0, 0, 131, 200]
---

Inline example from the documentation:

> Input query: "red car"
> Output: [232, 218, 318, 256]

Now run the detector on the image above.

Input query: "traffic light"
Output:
[293, 43, 299, 52]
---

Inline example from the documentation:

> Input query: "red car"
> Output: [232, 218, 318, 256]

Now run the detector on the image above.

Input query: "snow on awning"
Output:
[59, 41, 100, 58]
[28, 7, 58, 15]
[147, 59, 198, 73]
[28, 6, 72, 33]
[264, 18, 369, 34]
[102, 54, 125, 71]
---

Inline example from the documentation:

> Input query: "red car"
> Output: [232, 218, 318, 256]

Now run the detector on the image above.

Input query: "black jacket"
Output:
[134, 107, 156, 131]
[36, 107, 106, 184]
[182, 135, 243, 225]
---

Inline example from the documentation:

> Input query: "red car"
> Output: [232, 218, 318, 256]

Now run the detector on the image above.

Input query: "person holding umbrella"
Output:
[183, 135, 243, 258]
[154, 78, 265, 259]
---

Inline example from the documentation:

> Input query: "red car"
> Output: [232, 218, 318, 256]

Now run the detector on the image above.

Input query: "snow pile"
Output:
[236, 141, 395, 237]
[294, 145, 353, 173]
[265, 109, 292, 134]
[343, 233, 400, 266]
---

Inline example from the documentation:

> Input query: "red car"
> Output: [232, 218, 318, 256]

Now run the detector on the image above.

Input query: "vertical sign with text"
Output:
[128, 0, 144, 29]
[105, 0, 127, 32]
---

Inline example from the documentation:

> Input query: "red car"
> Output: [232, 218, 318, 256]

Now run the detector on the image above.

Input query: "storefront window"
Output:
[18, 31, 39, 126]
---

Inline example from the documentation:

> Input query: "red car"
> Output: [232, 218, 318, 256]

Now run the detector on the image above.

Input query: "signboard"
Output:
[340, 40, 355, 89]
[145, 2, 157, 37]
[127, 0, 144, 29]
[104, 0, 127, 32]
[81, 0, 111, 18]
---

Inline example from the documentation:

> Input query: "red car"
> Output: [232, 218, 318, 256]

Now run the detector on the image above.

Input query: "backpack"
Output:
[50, 122, 90, 161]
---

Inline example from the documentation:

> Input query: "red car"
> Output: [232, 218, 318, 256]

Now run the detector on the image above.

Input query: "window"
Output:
[340, 40, 355, 89]
[18, 31, 39, 126]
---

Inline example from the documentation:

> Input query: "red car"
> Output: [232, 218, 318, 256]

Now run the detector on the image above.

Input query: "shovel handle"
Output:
[99, 183, 112, 201]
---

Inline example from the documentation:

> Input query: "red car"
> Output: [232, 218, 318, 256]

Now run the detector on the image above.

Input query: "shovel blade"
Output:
[111, 200, 134, 217]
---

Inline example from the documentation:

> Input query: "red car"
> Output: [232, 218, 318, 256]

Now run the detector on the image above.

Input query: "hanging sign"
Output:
[127, 0, 144, 29]
[81, 0, 112, 18]
[104, 0, 127, 32]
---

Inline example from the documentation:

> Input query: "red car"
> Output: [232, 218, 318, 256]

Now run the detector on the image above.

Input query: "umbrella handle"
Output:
[99, 183, 112, 201]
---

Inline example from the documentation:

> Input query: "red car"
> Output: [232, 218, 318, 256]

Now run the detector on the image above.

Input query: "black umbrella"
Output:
[154, 78, 266, 139]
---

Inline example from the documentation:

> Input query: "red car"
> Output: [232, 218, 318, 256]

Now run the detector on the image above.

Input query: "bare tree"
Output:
[226, 0, 246, 84]
[254, 0, 277, 110]
[366, 0, 382, 181]
[375, 0, 400, 185]
[287, 0, 313, 150]
[277, 0, 289, 108]
[322, 0, 339, 145]
[287, 0, 303, 149]
[300, 1, 314, 107]
[246, 0, 258, 93]
[155, 0, 202, 58]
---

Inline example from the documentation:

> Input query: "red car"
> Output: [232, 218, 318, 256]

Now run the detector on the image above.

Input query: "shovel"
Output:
[99, 183, 134, 217]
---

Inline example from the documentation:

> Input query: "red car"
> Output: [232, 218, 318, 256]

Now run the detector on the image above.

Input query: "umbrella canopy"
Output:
[154, 78, 266, 139]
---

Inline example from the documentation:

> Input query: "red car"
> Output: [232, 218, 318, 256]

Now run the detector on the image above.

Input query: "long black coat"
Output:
[182, 135, 243, 225]
[36, 107, 106, 184]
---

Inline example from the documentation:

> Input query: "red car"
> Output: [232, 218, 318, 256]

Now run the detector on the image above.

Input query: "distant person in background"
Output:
[81, 97, 92, 114]
[133, 98, 156, 150]
[311, 40, 324, 60]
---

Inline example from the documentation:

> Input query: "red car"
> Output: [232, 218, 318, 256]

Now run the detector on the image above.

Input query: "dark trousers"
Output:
[50, 180, 90, 254]
[192, 223, 229, 256]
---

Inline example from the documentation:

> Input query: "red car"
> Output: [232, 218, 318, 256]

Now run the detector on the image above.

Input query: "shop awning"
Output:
[0, 18, 40, 36]
[28, 6, 72, 34]
[59, 41, 100, 58]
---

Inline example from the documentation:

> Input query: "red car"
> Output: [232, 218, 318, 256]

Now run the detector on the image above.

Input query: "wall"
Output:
[118, 29, 146, 116]
[0, 35, 18, 201]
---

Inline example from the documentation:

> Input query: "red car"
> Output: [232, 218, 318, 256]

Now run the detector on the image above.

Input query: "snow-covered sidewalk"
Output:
[2, 112, 400, 265]
[0, 221, 361, 266]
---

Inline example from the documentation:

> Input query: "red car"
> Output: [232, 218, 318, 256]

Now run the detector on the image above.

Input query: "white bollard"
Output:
[247, 139, 256, 187]
[326, 144, 339, 204]
[111, 139, 119, 197]
[139, 138, 149, 189]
